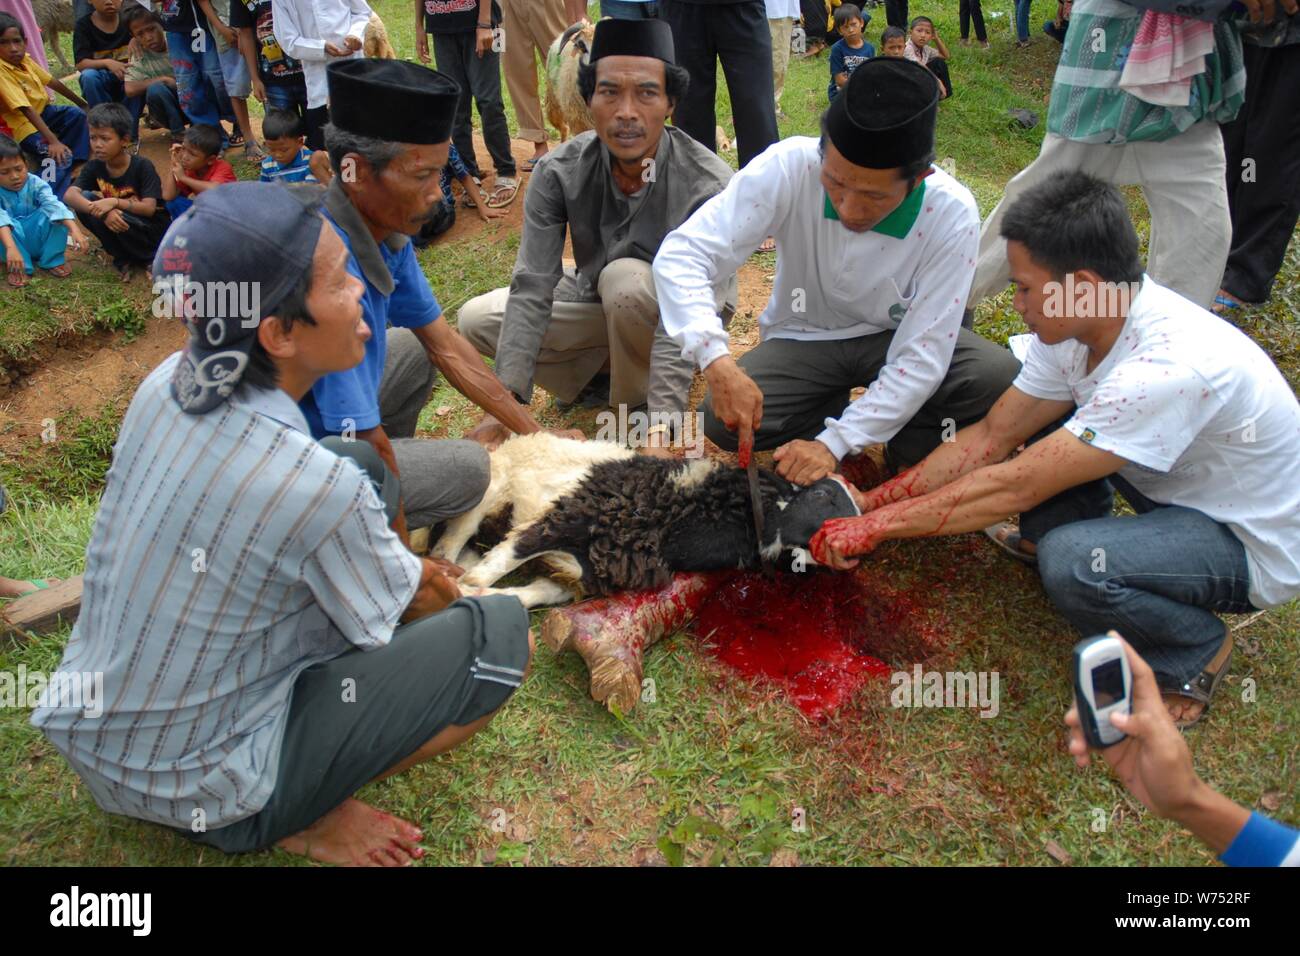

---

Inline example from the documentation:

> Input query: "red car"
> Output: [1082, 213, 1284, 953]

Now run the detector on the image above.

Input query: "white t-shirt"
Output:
[1014, 278, 1300, 609]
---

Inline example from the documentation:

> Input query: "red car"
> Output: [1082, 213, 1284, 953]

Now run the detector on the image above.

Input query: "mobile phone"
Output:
[1072, 634, 1132, 748]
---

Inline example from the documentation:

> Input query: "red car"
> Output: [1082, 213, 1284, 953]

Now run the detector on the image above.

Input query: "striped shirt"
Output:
[259, 146, 318, 184]
[1047, 0, 1245, 144]
[31, 353, 422, 832]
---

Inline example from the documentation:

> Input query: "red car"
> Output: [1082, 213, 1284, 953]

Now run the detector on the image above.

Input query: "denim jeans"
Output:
[1031, 473, 1255, 691]
[78, 67, 144, 140]
[145, 82, 187, 136]
[166, 28, 234, 134]
[19, 105, 90, 199]
[601, 0, 659, 16]
[1014, 0, 1032, 40]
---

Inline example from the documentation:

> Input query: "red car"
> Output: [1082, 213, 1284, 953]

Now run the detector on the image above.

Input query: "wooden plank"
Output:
[1, 575, 84, 642]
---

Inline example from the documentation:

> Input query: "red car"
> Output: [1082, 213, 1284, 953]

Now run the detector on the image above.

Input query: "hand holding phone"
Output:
[1072, 632, 1132, 748]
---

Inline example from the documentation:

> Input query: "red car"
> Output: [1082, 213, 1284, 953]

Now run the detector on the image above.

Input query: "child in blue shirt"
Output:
[0, 135, 88, 286]
[258, 109, 327, 184]
[828, 5, 874, 102]
[412, 141, 499, 248]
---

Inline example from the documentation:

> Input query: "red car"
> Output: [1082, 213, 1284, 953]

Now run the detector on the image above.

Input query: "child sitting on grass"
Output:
[827, 4, 874, 102]
[0, 12, 91, 200]
[258, 108, 328, 184]
[64, 102, 170, 282]
[161, 123, 237, 218]
[412, 141, 500, 248]
[904, 15, 951, 99]
[879, 25, 906, 57]
[0, 135, 89, 287]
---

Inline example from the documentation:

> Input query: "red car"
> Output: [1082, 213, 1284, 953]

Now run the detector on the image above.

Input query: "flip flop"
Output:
[1158, 632, 1233, 729]
[754, 237, 776, 255]
[6, 269, 26, 287]
[486, 176, 520, 209]
[522, 157, 543, 172]
[983, 521, 1037, 566]
[46, 263, 72, 278]
[1212, 293, 1245, 315]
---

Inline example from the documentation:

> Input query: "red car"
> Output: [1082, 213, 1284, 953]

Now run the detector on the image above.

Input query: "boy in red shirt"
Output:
[161, 122, 236, 218]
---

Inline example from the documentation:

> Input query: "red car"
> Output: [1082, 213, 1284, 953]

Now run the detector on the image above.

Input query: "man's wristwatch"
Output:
[477, 21, 493, 29]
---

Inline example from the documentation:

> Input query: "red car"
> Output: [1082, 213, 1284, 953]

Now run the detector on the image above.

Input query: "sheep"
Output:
[362, 12, 395, 59]
[544, 20, 594, 144]
[32, 0, 74, 74]
[431, 433, 862, 608]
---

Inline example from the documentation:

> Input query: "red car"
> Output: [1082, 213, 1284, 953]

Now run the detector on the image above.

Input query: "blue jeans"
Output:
[1014, 0, 1032, 41]
[145, 81, 187, 136]
[166, 28, 234, 134]
[601, 0, 659, 16]
[19, 105, 90, 199]
[78, 67, 144, 140]
[1033, 475, 1255, 691]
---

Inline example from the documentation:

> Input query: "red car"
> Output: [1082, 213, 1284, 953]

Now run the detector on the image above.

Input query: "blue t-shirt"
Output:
[260, 146, 317, 184]
[828, 38, 875, 101]
[301, 212, 442, 437]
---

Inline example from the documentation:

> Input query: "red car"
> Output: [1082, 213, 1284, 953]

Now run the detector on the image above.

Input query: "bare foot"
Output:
[0, 576, 59, 598]
[277, 798, 425, 866]
[1162, 693, 1206, 726]
[118, 263, 133, 283]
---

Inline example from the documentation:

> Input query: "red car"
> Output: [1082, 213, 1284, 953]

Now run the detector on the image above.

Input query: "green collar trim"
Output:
[823, 179, 927, 239]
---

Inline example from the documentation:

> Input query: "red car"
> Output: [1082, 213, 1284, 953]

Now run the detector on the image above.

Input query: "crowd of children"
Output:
[823, 5, 951, 103]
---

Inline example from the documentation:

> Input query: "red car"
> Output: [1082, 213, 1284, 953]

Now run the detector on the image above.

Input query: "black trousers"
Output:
[659, 0, 779, 168]
[75, 207, 169, 267]
[431, 31, 517, 179]
[1220, 41, 1300, 304]
[960, 0, 987, 41]
[800, 0, 835, 45]
[886, 0, 909, 30]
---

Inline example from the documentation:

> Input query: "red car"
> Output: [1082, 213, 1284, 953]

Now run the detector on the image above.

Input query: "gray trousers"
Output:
[379, 328, 491, 529]
[703, 327, 1022, 468]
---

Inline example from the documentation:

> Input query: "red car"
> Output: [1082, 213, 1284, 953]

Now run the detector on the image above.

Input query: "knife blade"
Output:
[746, 456, 774, 579]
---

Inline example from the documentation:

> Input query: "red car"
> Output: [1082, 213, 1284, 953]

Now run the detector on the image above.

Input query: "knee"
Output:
[456, 292, 504, 356]
[597, 259, 657, 322]
[321, 435, 384, 482]
[1036, 524, 1095, 608]
[435, 440, 492, 517]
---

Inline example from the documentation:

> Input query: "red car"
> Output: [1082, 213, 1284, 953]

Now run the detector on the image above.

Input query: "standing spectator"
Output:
[230, 0, 317, 148]
[122, 6, 187, 142]
[158, 0, 237, 143]
[602, 0, 659, 15]
[658, 0, 779, 169]
[766, 0, 800, 116]
[271, 0, 369, 139]
[960, 0, 988, 48]
[1216, 12, 1300, 315]
[0, 12, 90, 200]
[1014, 0, 1031, 47]
[74, 0, 143, 140]
[205, 0, 262, 158]
[885, 0, 906, 30]
[497, 0, 583, 171]
[415, 0, 519, 209]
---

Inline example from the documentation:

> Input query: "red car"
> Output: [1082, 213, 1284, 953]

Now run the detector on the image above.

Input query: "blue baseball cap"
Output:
[153, 182, 325, 414]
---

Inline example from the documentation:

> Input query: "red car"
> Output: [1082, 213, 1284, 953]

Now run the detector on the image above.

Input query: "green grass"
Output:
[2, 0, 1296, 866]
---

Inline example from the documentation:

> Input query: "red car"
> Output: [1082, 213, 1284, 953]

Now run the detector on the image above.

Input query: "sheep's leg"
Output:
[430, 498, 498, 563]
[461, 577, 574, 610]
[460, 532, 545, 588]
[540, 572, 717, 713]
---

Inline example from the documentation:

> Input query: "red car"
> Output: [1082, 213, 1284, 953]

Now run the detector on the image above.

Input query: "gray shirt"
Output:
[494, 127, 735, 414]
[31, 354, 422, 832]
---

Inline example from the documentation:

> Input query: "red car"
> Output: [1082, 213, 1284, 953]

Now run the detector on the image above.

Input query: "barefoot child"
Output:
[161, 122, 238, 218]
[64, 103, 170, 281]
[0, 135, 89, 286]
[0, 12, 91, 199]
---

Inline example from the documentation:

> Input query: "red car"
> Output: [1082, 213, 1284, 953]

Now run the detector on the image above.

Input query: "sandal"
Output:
[1212, 291, 1245, 315]
[754, 236, 776, 255]
[522, 156, 543, 172]
[1158, 632, 1234, 729]
[6, 268, 26, 288]
[458, 176, 484, 208]
[227, 129, 245, 148]
[983, 521, 1037, 566]
[46, 263, 72, 278]
[486, 176, 520, 209]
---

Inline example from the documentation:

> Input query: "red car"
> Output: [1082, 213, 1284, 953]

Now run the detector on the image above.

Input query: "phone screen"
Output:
[1091, 659, 1124, 709]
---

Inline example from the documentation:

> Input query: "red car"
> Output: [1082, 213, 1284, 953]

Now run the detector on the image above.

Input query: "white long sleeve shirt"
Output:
[271, 0, 372, 108]
[652, 136, 980, 461]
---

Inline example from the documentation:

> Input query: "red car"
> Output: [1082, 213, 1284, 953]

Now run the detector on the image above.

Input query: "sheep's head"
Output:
[762, 475, 861, 566]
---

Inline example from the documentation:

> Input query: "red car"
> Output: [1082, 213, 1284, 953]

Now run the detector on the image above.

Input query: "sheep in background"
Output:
[362, 12, 395, 59]
[544, 20, 595, 143]
[32, 0, 75, 73]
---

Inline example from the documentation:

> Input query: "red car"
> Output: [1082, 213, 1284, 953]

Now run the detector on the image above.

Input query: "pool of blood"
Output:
[693, 571, 897, 720]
